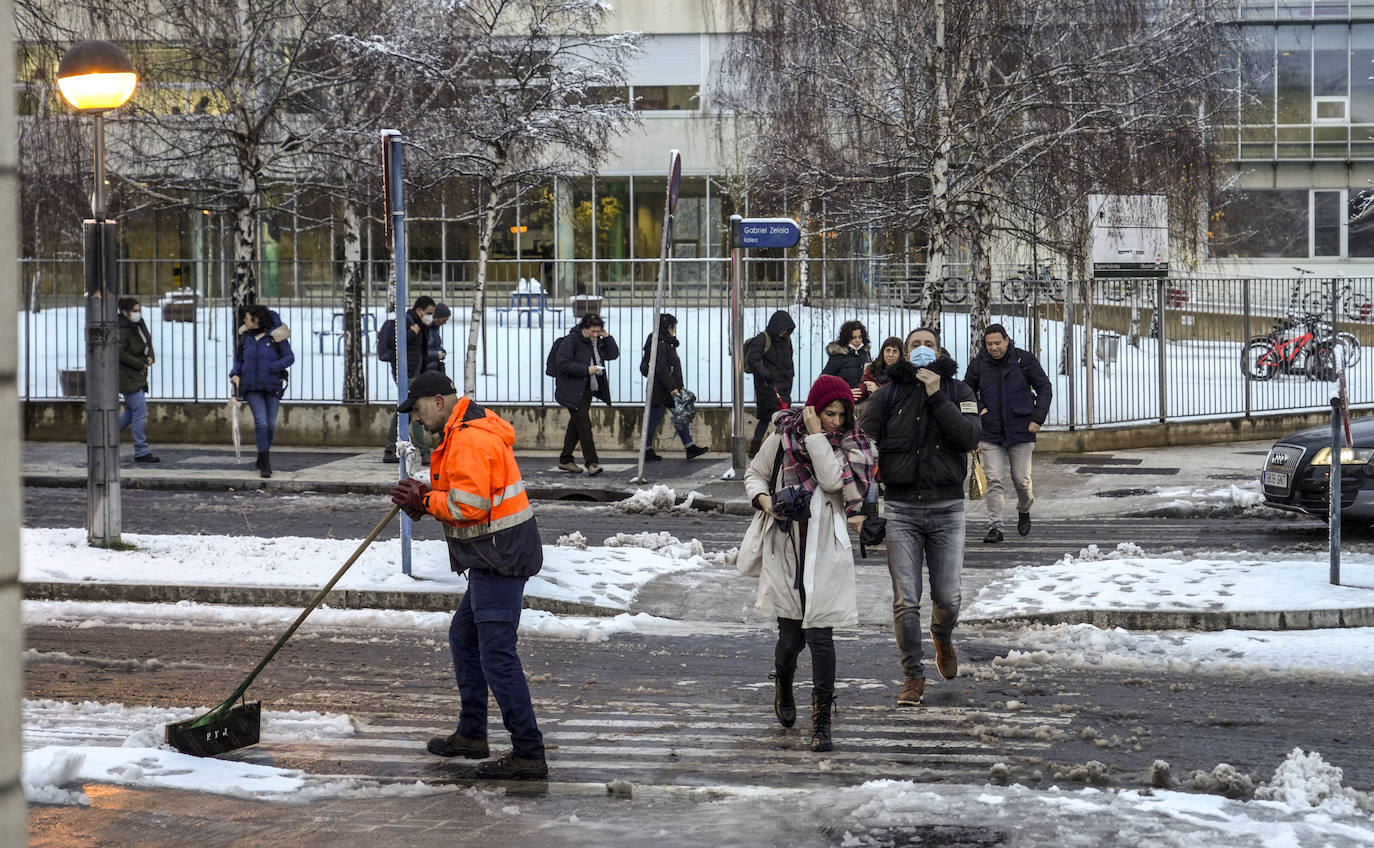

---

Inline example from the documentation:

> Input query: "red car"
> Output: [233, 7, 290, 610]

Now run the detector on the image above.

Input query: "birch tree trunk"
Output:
[921, 0, 950, 336]
[341, 197, 367, 403]
[796, 196, 811, 305]
[465, 184, 500, 397]
[968, 192, 994, 362]
[232, 165, 260, 317]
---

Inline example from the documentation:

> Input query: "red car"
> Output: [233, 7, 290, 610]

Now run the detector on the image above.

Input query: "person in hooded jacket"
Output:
[554, 312, 619, 476]
[116, 297, 159, 463]
[859, 326, 981, 709]
[747, 309, 797, 456]
[640, 313, 709, 461]
[378, 296, 436, 464]
[389, 370, 547, 781]
[820, 320, 871, 400]
[856, 336, 905, 405]
[230, 304, 295, 478]
[747, 375, 876, 753]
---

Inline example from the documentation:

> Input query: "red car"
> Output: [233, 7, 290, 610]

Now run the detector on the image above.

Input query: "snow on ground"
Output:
[967, 542, 1374, 618]
[21, 526, 709, 611]
[1134, 481, 1271, 517]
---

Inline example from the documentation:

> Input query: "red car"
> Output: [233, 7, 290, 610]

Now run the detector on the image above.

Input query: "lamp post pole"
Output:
[85, 111, 121, 545]
[58, 39, 138, 546]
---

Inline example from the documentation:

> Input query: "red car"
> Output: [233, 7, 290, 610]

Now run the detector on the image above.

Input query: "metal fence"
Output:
[17, 258, 1374, 429]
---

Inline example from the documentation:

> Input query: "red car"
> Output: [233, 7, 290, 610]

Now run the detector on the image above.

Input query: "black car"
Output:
[1262, 416, 1374, 519]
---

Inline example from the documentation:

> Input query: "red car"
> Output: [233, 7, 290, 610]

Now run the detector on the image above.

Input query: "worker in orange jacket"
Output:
[390, 370, 547, 781]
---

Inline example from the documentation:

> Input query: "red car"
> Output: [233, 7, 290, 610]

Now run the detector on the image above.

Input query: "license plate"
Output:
[1263, 471, 1290, 488]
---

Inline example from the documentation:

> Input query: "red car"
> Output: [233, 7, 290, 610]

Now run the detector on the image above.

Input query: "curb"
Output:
[966, 606, 1374, 632]
[23, 581, 624, 619]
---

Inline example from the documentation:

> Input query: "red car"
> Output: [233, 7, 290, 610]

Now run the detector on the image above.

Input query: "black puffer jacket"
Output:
[747, 310, 796, 404]
[821, 341, 871, 388]
[554, 328, 620, 409]
[859, 356, 981, 503]
[640, 330, 684, 408]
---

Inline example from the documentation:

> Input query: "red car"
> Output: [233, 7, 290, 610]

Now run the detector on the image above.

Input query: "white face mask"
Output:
[128, 310, 142, 323]
[420, 313, 435, 326]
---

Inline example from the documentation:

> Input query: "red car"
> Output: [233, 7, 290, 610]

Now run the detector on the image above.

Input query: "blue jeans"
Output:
[118, 390, 150, 457]
[884, 500, 965, 680]
[450, 569, 544, 759]
[647, 403, 694, 448]
[243, 391, 280, 453]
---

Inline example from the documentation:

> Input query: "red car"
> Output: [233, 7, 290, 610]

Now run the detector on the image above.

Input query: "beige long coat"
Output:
[744, 431, 859, 629]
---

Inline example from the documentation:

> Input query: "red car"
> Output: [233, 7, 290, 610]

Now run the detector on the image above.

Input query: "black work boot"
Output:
[1018, 512, 1032, 536]
[810, 692, 833, 752]
[774, 663, 797, 728]
[258, 450, 271, 478]
[474, 752, 548, 780]
[426, 731, 490, 759]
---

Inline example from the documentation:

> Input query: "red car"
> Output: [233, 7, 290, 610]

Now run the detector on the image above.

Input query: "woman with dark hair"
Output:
[744, 374, 877, 752]
[230, 304, 294, 478]
[856, 336, 905, 404]
[639, 313, 709, 461]
[821, 320, 871, 400]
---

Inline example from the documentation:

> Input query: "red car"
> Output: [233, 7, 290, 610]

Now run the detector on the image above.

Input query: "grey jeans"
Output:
[980, 441, 1035, 529]
[885, 500, 965, 680]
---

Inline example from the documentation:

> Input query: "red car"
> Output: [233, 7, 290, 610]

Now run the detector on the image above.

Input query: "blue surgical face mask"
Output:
[910, 346, 937, 367]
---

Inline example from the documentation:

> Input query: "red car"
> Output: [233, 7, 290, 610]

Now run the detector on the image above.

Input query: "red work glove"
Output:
[391, 478, 431, 521]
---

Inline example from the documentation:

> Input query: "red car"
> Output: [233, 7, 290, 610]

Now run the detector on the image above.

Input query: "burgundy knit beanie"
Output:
[806, 374, 854, 415]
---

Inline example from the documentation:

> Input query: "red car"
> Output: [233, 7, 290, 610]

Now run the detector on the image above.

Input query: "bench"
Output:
[314, 312, 379, 354]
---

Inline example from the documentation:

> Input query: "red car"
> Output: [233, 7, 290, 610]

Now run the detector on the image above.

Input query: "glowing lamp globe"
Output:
[56, 40, 137, 112]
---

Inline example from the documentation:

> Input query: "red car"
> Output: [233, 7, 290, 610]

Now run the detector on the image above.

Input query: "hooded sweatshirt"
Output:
[747, 310, 797, 401]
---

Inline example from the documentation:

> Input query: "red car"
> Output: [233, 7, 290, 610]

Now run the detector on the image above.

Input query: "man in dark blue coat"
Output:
[554, 312, 619, 476]
[963, 323, 1053, 543]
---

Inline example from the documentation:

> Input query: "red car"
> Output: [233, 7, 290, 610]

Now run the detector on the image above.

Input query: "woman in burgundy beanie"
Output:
[743, 373, 877, 753]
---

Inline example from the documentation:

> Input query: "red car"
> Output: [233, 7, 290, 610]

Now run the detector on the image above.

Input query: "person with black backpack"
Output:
[230, 304, 295, 478]
[376, 296, 436, 463]
[745, 309, 796, 457]
[552, 312, 619, 475]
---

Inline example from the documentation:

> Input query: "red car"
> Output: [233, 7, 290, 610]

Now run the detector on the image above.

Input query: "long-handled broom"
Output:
[166, 504, 401, 756]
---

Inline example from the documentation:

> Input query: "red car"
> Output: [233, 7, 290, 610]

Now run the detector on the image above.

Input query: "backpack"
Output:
[376, 319, 396, 363]
[742, 331, 771, 374]
[544, 336, 564, 378]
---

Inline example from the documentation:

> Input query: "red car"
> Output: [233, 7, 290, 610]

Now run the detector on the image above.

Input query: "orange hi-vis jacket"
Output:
[423, 396, 542, 578]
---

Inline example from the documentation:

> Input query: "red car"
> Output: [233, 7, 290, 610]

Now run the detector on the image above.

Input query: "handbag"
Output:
[736, 444, 785, 577]
[671, 389, 697, 428]
[968, 449, 988, 501]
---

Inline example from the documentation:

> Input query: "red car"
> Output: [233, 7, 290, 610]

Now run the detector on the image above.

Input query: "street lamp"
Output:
[57, 40, 137, 546]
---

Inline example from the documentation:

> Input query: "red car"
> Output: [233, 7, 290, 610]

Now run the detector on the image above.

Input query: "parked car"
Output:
[1262, 416, 1374, 520]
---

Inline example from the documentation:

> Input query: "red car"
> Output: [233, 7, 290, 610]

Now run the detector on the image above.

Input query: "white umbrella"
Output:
[228, 395, 241, 460]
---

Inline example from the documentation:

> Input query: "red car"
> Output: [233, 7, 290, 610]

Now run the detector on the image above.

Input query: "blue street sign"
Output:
[737, 217, 801, 249]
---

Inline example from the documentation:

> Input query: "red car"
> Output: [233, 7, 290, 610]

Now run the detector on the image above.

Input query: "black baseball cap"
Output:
[398, 371, 456, 412]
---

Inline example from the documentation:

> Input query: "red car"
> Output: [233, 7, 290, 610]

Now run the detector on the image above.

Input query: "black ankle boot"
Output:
[810, 692, 833, 752]
[774, 665, 796, 728]
[258, 451, 271, 478]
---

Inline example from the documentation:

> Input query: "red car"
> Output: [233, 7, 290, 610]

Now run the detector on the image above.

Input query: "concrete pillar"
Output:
[0, 0, 24, 838]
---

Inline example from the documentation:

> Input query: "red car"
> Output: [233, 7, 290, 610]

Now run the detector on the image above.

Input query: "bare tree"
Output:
[356, 0, 640, 396]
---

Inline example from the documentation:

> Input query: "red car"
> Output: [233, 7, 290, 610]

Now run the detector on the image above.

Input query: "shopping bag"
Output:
[968, 450, 988, 501]
[736, 511, 771, 577]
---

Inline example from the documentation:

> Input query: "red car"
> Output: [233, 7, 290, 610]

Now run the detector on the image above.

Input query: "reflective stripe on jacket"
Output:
[423, 396, 542, 577]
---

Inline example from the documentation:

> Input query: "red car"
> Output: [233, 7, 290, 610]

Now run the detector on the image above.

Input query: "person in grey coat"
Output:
[745, 374, 876, 753]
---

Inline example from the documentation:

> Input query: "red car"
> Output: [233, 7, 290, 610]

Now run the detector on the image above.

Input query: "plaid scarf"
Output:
[771, 407, 877, 516]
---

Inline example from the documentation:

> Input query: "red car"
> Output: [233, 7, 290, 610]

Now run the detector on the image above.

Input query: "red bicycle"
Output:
[1241, 313, 1354, 382]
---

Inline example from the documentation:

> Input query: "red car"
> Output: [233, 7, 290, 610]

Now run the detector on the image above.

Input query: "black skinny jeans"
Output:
[775, 617, 835, 698]
[560, 387, 598, 465]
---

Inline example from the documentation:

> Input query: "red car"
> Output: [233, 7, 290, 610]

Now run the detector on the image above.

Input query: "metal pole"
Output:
[384, 130, 413, 577]
[1330, 396, 1342, 586]
[1242, 278, 1252, 418]
[730, 214, 746, 476]
[1084, 279, 1094, 428]
[1066, 284, 1076, 431]
[86, 112, 121, 546]
[634, 151, 679, 482]
[1156, 277, 1168, 423]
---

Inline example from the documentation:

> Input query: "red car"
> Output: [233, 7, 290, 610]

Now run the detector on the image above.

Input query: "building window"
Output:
[1350, 190, 1374, 257]
[1209, 189, 1310, 257]
[631, 85, 699, 111]
[1314, 190, 1341, 256]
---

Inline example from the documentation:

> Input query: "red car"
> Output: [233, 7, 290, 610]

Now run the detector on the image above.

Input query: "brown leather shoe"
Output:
[897, 677, 926, 707]
[931, 632, 958, 680]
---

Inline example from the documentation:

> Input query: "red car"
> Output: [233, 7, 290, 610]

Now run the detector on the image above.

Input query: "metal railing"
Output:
[17, 258, 1373, 429]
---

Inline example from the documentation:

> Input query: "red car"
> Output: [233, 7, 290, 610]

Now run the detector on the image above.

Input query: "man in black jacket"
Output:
[746, 309, 796, 456]
[116, 297, 159, 463]
[554, 312, 619, 476]
[860, 326, 981, 709]
[379, 296, 436, 463]
[963, 323, 1052, 542]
